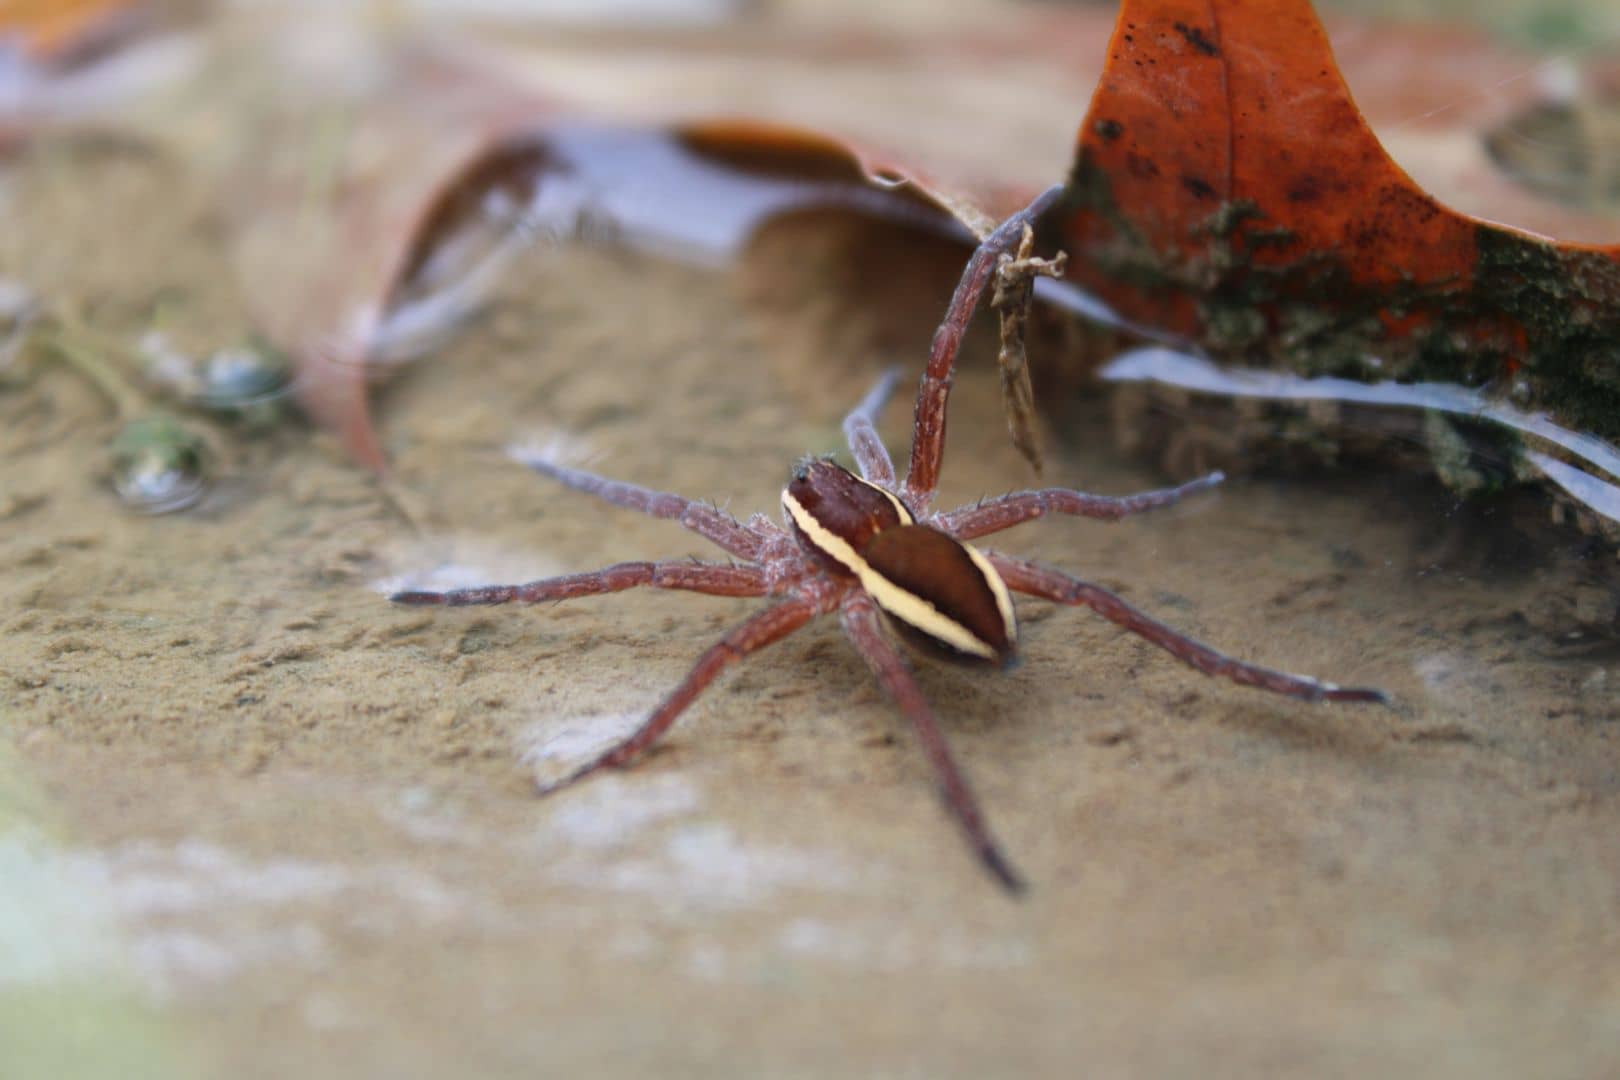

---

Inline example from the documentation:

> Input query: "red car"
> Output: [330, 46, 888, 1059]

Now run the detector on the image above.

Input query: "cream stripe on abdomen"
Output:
[783, 489, 1004, 660]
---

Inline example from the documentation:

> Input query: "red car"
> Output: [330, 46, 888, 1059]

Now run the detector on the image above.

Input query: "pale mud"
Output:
[2, 145, 1619, 1079]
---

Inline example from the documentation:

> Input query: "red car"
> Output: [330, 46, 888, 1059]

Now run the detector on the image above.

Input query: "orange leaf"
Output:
[1052, 0, 1620, 439]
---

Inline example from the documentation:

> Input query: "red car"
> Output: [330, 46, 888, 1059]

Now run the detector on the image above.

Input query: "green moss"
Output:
[1471, 226, 1620, 435]
[1423, 411, 1521, 495]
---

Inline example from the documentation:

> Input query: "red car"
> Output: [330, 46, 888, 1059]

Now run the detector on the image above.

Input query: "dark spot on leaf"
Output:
[1173, 21, 1220, 56]
[1126, 152, 1161, 179]
[1181, 175, 1216, 200]
[1095, 118, 1124, 142]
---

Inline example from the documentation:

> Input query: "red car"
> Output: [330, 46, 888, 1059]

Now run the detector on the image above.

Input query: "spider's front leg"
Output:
[903, 184, 1065, 510]
[935, 471, 1225, 541]
[986, 553, 1389, 705]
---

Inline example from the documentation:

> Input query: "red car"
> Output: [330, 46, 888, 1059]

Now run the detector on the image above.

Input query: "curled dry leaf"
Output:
[275, 4, 1135, 473]
[317, 117, 1044, 472]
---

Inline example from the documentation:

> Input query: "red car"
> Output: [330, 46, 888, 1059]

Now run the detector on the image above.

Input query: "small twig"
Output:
[37, 321, 150, 419]
[990, 224, 1067, 477]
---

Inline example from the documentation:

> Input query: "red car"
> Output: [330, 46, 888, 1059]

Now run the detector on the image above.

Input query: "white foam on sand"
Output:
[2, 833, 487, 999]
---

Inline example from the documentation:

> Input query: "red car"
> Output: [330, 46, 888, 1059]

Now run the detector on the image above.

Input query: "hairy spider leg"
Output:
[986, 553, 1390, 705]
[934, 471, 1226, 540]
[511, 451, 769, 559]
[543, 597, 826, 790]
[841, 592, 1024, 891]
[390, 561, 768, 607]
[842, 366, 904, 487]
[903, 184, 1066, 510]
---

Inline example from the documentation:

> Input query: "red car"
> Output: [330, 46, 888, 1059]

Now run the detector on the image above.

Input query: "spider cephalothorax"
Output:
[393, 189, 1386, 891]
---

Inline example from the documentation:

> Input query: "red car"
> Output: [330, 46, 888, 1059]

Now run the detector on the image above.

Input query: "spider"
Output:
[392, 187, 1387, 892]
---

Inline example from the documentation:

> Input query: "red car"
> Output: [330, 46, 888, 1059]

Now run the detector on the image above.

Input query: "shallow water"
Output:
[3, 141, 1619, 1077]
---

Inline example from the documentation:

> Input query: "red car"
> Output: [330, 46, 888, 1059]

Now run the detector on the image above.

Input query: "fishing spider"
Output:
[394, 187, 1387, 891]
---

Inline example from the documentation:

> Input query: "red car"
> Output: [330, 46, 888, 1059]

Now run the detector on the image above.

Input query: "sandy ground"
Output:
[3, 134, 1620, 1077]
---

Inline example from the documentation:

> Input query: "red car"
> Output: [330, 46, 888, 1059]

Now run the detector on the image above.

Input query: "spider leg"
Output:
[986, 553, 1389, 705]
[541, 596, 824, 790]
[842, 366, 903, 487]
[390, 561, 767, 606]
[510, 448, 765, 559]
[840, 592, 1025, 893]
[935, 471, 1224, 540]
[902, 184, 1065, 511]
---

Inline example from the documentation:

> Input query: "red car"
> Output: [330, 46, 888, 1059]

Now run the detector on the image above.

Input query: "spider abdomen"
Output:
[859, 524, 1019, 666]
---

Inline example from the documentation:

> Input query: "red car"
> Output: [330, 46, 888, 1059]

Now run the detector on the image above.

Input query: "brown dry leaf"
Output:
[433, 5, 1116, 198]
[288, 114, 1038, 471]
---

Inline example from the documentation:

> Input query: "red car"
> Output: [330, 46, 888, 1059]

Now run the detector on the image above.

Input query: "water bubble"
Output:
[108, 415, 212, 514]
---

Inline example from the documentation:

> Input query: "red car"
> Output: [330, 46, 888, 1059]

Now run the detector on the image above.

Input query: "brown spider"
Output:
[393, 188, 1387, 892]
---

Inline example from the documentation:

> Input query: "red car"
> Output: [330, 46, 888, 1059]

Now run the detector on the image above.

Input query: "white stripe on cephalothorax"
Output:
[782, 486, 1010, 661]
[779, 474, 911, 574]
[782, 489, 867, 577]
